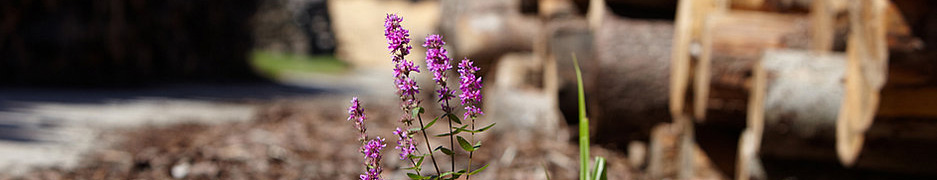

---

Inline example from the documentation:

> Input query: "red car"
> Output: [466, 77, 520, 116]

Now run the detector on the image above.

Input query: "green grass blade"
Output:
[591, 157, 607, 180]
[573, 54, 591, 180]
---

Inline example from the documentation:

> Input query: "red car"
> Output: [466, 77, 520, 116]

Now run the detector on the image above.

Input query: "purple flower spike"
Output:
[347, 97, 368, 143]
[360, 137, 386, 180]
[393, 128, 417, 160]
[385, 14, 421, 125]
[385, 14, 411, 56]
[458, 58, 484, 119]
[423, 34, 455, 111]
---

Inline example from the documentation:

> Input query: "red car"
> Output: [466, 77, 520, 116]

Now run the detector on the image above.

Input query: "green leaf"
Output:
[453, 124, 469, 133]
[468, 163, 489, 175]
[407, 173, 428, 180]
[420, 115, 441, 131]
[411, 107, 425, 120]
[452, 126, 473, 133]
[591, 157, 608, 180]
[475, 123, 496, 133]
[435, 146, 454, 156]
[473, 140, 482, 149]
[439, 171, 455, 179]
[435, 125, 469, 137]
[452, 123, 495, 133]
[573, 53, 592, 180]
[447, 113, 462, 124]
[457, 136, 475, 152]
[434, 132, 452, 137]
[416, 155, 426, 167]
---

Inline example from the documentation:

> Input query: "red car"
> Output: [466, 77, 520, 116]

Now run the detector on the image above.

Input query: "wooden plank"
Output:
[836, 0, 889, 166]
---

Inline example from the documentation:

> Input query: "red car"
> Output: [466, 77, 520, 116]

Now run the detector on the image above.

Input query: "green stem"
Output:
[444, 99, 456, 172]
[467, 117, 476, 180]
[413, 95, 441, 175]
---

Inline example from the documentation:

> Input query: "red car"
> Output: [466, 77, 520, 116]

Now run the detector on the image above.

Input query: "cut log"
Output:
[740, 49, 937, 175]
[695, 10, 809, 121]
[752, 50, 846, 160]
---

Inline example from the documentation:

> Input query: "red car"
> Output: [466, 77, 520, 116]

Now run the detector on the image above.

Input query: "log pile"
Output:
[664, 0, 937, 179]
[0, 0, 260, 85]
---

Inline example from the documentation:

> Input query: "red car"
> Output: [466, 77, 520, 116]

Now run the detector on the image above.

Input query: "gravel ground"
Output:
[2, 95, 638, 180]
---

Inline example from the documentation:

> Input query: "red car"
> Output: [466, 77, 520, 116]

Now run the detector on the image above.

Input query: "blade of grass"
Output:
[591, 157, 607, 180]
[574, 53, 591, 180]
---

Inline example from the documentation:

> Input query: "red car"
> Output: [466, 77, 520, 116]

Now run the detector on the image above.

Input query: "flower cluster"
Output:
[423, 34, 455, 112]
[458, 58, 484, 119]
[393, 128, 417, 160]
[386, 14, 420, 101]
[386, 13, 421, 129]
[386, 14, 425, 172]
[360, 137, 386, 180]
[347, 97, 368, 142]
[344, 14, 492, 180]
[384, 14, 412, 56]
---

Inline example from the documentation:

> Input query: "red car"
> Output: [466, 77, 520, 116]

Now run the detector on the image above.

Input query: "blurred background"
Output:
[0, 0, 936, 179]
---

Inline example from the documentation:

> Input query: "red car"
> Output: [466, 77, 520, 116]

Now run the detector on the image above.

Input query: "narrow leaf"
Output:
[457, 136, 475, 152]
[416, 155, 426, 167]
[439, 171, 455, 179]
[452, 124, 470, 134]
[421, 115, 441, 130]
[435, 146, 455, 156]
[468, 163, 489, 175]
[451, 123, 496, 133]
[475, 123, 496, 132]
[573, 54, 592, 180]
[447, 113, 462, 124]
[435, 132, 452, 137]
[591, 157, 607, 180]
[407, 173, 427, 180]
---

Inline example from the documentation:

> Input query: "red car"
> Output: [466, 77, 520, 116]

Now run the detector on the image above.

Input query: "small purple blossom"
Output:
[385, 14, 412, 56]
[360, 137, 386, 180]
[423, 34, 455, 111]
[423, 35, 451, 83]
[347, 97, 368, 142]
[393, 128, 417, 160]
[458, 58, 484, 119]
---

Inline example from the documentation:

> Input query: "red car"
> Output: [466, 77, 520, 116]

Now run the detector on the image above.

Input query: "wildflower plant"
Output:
[347, 97, 387, 180]
[343, 13, 494, 180]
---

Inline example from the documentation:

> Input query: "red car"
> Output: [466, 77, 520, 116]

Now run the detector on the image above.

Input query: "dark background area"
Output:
[0, 0, 260, 86]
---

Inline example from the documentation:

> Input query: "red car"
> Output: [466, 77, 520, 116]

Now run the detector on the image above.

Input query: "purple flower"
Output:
[393, 128, 417, 160]
[347, 97, 368, 143]
[385, 14, 412, 56]
[458, 58, 484, 119]
[386, 14, 422, 126]
[423, 34, 455, 111]
[360, 137, 386, 180]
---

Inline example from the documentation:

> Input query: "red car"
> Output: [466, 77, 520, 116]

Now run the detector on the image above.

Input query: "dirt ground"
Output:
[3, 95, 639, 180]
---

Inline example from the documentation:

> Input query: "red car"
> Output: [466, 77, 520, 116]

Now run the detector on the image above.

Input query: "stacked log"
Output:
[0, 0, 259, 85]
